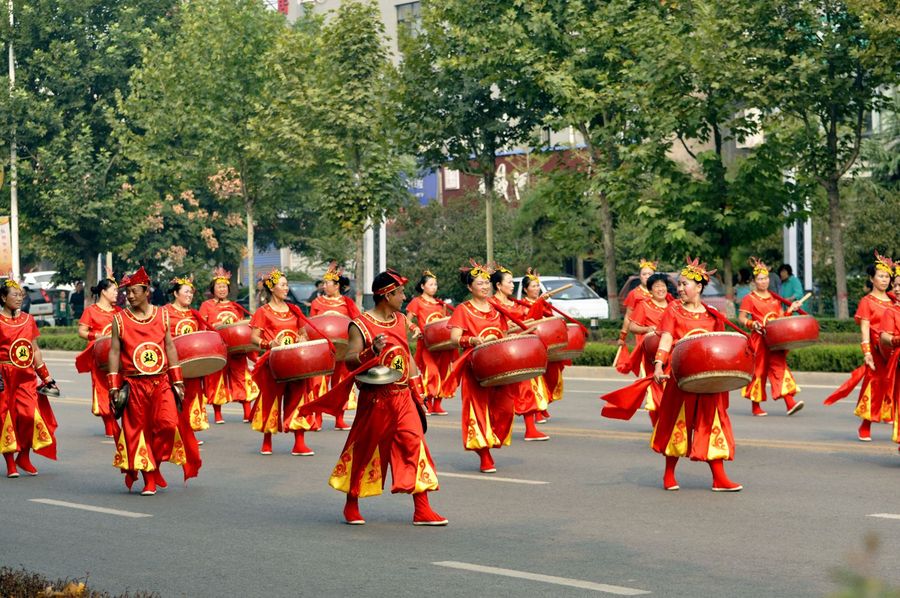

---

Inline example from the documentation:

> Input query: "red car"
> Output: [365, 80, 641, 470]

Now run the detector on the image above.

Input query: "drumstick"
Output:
[543, 283, 573, 298]
[516, 324, 541, 336]
[785, 292, 813, 316]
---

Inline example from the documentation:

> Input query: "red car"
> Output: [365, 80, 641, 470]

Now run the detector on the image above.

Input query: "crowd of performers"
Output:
[1, 249, 899, 525]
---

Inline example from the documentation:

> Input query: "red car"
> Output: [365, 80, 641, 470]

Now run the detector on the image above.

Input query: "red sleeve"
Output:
[623, 288, 637, 310]
[658, 303, 677, 338]
[738, 294, 754, 315]
[78, 306, 93, 327]
[249, 307, 266, 329]
[630, 300, 648, 326]
[448, 304, 467, 332]
[343, 296, 361, 319]
[854, 296, 871, 324]
[198, 300, 212, 323]
[309, 299, 322, 316]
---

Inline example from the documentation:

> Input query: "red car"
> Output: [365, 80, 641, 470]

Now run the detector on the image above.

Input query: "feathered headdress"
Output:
[681, 256, 716, 283]
[461, 259, 492, 280]
[524, 267, 541, 284]
[490, 262, 513, 277]
[639, 258, 658, 272]
[263, 268, 284, 290]
[4, 272, 20, 290]
[874, 251, 894, 274]
[323, 261, 342, 282]
[212, 266, 232, 285]
[170, 274, 194, 289]
[748, 256, 769, 277]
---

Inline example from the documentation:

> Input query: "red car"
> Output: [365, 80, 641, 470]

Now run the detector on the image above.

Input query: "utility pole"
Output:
[8, 0, 19, 279]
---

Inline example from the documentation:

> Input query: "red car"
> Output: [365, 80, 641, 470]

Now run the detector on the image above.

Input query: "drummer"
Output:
[405, 270, 457, 416]
[738, 258, 805, 417]
[490, 264, 551, 442]
[309, 263, 361, 431]
[249, 268, 317, 456]
[198, 267, 257, 424]
[520, 268, 563, 423]
[616, 259, 659, 374]
[1, 277, 60, 479]
[107, 266, 201, 495]
[650, 257, 743, 492]
[301, 269, 446, 526]
[826, 252, 895, 441]
[879, 263, 900, 453]
[76, 272, 122, 438]
[164, 276, 210, 439]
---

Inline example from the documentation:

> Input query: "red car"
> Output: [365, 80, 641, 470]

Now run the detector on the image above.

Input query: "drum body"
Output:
[524, 316, 568, 355]
[268, 339, 335, 383]
[671, 331, 753, 393]
[305, 314, 351, 361]
[215, 320, 256, 354]
[174, 331, 228, 378]
[471, 335, 548, 387]
[642, 332, 661, 360]
[423, 317, 455, 352]
[550, 323, 586, 362]
[764, 315, 820, 351]
[93, 336, 111, 371]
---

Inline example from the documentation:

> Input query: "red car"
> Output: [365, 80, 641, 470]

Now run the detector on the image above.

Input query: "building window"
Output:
[444, 168, 460, 190]
[396, 2, 422, 36]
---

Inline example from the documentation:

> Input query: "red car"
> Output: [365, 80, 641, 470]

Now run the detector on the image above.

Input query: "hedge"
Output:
[39, 333, 87, 351]
[571, 341, 865, 372]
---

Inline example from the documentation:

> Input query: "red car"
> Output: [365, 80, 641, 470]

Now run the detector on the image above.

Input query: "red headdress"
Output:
[680, 256, 716, 284]
[373, 269, 409, 296]
[212, 266, 232, 285]
[748, 256, 769, 276]
[323, 261, 342, 282]
[121, 266, 151, 288]
[461, 259, 492, 280]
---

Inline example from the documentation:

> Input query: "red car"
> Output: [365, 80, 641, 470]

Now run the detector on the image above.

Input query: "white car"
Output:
[514, 276, 609, 319]
[22, 270, 74, 292]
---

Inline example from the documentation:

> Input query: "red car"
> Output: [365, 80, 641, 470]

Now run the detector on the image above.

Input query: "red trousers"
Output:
[651, 382, 735, 462]
[0, 363, 57, 458]
[458, 366, 514, 451]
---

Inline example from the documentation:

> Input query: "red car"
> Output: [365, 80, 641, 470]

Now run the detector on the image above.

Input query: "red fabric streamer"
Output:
[824, 365, 867, 405]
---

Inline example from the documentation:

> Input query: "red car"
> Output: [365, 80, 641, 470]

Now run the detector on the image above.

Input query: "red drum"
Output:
[215, 320, 256, 354]
[173, 331, 228, 378]
[471, 335, 548, 387]
[523, 316, 568, 355]
[268, 339, 335, 383]
[642, 332, 661, 360]
[423, 317, 455, 352]
[305, 314, 351, 360]
[671, 331, 753, 393]
[550, 323, 586, 362]
[764, 315, 820, 352]
[93, 336, 111, 371]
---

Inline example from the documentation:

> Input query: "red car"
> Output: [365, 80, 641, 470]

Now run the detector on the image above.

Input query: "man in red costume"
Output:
[107, 266, 201, 496]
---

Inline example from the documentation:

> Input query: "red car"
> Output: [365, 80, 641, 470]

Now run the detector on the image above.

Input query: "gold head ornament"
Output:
[681, 256, 716, 284]
[422, 269, 436, 280]
[104, 266, 117, 285]
[490, 261, 513, 277]
[524, 267, 541, 284]
[639, 258, 658, 272]
[462, 259, 492, 280]
[323, 261, 342, 282]
[4, 271, 20, 290]
[874, 251, 894, 274]
[170, 275, 194, 289]
[264, 268, 285, 290]
[748, 256, 769, 277]
[212, 266, 232, 285]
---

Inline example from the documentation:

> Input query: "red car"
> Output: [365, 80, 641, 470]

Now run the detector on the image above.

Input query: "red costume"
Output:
[76, 302, 121, 435]
[616, 259, 658, 374]
[628, 297, 669, 412]
[880, 304, 900, 448]
[199, 297, 258, 421]
[739, 291, 801, 409]
[310, 286, 361, 429]
[112, 302, 201, 486]
[851, 294, 894, 424]
[406, 293, 459, 412]
[164, 303, 209, 432]
[0, 310, 58, 470]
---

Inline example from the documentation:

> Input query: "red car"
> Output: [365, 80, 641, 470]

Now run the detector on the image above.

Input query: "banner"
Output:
[0, 216, 11, 275]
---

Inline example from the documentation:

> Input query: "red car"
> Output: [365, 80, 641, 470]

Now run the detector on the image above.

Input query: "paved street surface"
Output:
[2, 354, 899, 597]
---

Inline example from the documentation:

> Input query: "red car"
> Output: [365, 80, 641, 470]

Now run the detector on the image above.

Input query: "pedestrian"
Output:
[778, 264, 803, 302]
[70, 281, 85, 320]
[305, 280, 324, 306]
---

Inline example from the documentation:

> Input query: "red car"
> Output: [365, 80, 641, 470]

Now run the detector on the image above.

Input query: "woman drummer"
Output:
[489, 264, 551, 442]
[249, 268, 316, 456]
[625, 272, 674, 424]
[826, 252, 895, 441]
[198, 267, 257, 423]
[1, 278, 60, 478]
[164, 277, 211, 438]
[650, 258, 742, 492]
[405, 270, 458, 416]
[616, 259, 659, 373]
[77, 273, 122, 437]
[447, 262, 514, 473]
[879, 263, 900, 453]
[738, 258, 805, 417]
[520, 268, 565, 423]
[310, 263, 361, 431]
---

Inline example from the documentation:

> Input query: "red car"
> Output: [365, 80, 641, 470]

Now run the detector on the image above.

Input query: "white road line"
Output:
[29, 498, 152, 519]
[439, 472, 548, 485]
[432, 561, 649, 595]
[868, 513, 900, 520]
[100, 440, 115, 444]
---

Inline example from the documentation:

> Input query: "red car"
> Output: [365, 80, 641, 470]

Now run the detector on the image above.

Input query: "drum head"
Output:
[677, 371, 752, 394]
[180, 356, 227, 378]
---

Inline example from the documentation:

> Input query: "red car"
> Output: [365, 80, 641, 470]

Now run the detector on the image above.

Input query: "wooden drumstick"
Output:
[543, 283, 573, 298]
[785, 292, 813, 316]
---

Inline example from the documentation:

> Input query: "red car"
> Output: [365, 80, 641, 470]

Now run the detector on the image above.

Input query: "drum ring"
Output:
[477, 367, 547, 387]
[677, 370, 752, 392]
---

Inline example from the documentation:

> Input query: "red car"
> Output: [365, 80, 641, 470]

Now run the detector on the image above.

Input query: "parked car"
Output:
[23, 286, 72, 326]
[514, 276, 609, 319]
[22, 270, 74, 293]
[619, 272, 729, 314]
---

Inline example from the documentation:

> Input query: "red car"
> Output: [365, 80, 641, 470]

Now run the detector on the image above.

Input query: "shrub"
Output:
[39, 334, 87, 351]
[572, 342, 619, 366]
[787, 344, 864, 373]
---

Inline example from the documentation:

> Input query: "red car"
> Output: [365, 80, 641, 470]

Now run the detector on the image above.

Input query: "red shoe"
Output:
[477, 448, 496, 474]
[334, 413, 351, 431]
[4, 453, 18, 478]
[154, 469, 168, 489]
[260, 433, 273, 455]
[291, 432, 315, 456]
[242, 402, 252, 423]
[15, 451, 38, 476]
[786, 400, 805, 416]
[141, 472, 157, 496]
[709, 460, 742, 492]
[858, 420, 872, 442]
[524, 413, 550, 441]
[751, 402, 768, 417]
[429, 397, 448, 416]
[536, 409, 551, 424]
[344, 496, 365, 525]
[663, 456, 679, 491]
[412, 492, 448, 526]
[214, 406, 225, 425]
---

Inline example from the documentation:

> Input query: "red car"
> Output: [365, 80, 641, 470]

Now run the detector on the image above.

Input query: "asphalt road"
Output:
[2, 355, 899, 597]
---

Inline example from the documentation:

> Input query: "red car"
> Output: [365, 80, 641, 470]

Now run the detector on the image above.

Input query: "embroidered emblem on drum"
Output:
[217, 312, 237, 325]
[480, 327, 503, 341]
[425, 312, 444, 324]
[274, 330, 298, 346]
[390, 355, 405, 372]
[10, 338, 34, 368]
[133, 342, 165, 375]
[177, 320, 197, 336]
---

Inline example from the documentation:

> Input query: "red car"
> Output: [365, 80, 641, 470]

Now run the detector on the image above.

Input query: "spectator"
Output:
[778, 264, 803, 301]
[21, 286, 32, 313]
[70, 281, 85, 319]
[734, 268, 752, 306]
[305, 280, 324, 306]
[150, 281, 167, 306]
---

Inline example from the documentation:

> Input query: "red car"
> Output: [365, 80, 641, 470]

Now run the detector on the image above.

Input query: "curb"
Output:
[567, 365, 850, 386]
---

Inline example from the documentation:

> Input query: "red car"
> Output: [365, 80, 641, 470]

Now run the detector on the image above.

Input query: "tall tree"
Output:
[0, 0, 176, 284]
[753, 0, 900, 318]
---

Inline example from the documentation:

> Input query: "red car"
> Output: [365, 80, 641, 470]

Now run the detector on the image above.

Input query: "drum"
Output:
[764, 315, 820, 351]
[671, 331, 753, 393]
[305, 314, 351, 360]
[549, 323, 586, 362]
[641, 332, 661, 360]
[423, 317, 456, 352]
[471, 335, 548, 387]
[522, 316, 568, 355]
[268, 339, 335, 383]
[215, 320, 256, 354]
[173, 331, 228, 378]
[93, 336, 111, 371]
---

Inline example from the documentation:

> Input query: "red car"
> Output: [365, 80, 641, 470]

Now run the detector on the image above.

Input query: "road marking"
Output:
[101, 440, 115, 444]
[567, 380, 840, 390]
[432, 561, 649, 595]
[868, 513, 900, 520]
[29, 498, 152, 519]
[439, 472, 548, 485]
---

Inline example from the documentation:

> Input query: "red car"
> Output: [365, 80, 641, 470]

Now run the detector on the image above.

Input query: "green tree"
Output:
[753, 0, 900, 318]
[0, 0, 176, 284]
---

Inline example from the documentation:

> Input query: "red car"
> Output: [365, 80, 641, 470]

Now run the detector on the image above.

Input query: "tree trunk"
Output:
[721, 253, 735, 318]
[484, 170, 495, 263]
[246, 202, 256, 312]
[355, 235, 365, 309]
[597, 189, 619, 320]
[83, 252, 98, 308]
[825, 179, 849, 319]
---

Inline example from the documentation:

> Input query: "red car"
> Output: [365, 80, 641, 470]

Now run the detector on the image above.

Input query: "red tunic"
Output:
[448, 301, 514, 450]
[327, 311, 438, 498]
[164, 305, 208, 432]
[199, 299, 256, 406]
[80, 303, 118, 337]
[879, 306, 900, 444]
[853, 294, 894, 423]
[624, 285, 652, 311]
[198, 299, 243, 327]
[739, 291, 799, 404]
[77, 304, 120, 417]
[521, 296, 567, 404]
[627, 298, 671, 409]
[0, 311, 56, 459]
[114, 306, 170, 377]
[310, 295, 360, 319]
[406, 296, 457, 401]
[650, 302, 735, 462]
